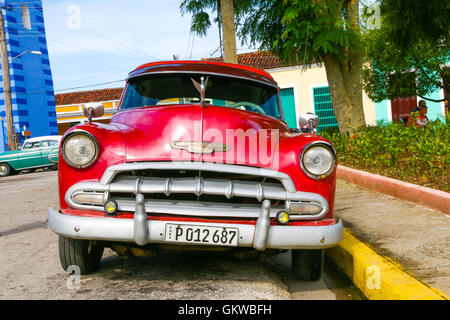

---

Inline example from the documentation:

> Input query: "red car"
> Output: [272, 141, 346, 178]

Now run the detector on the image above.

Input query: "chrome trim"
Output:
[134, 194, 148, 246]
[8, 163, 56, 171]
[61, 130, 99, 169]
[66, 174, 329, 220]
[170, 141, 231, 154]
[112, 199, 283, 218]
[100, 162, 296, 191]
[299, 141, 336, 180]
[254, 200, 271, 250]
[48, 207, 343, 249]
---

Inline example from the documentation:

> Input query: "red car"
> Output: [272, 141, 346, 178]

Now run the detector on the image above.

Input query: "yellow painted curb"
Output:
[326, 228, 449, 300]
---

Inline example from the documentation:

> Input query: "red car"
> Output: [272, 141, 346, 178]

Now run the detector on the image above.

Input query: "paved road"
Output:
[334, 179, 450, 296]
[0, 171, 363, 300]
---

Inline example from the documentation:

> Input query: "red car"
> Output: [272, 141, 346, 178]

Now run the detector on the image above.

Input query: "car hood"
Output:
[110, 104, 289, 169]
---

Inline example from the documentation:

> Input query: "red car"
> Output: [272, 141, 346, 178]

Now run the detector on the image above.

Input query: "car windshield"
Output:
[120, 73, 281, 118]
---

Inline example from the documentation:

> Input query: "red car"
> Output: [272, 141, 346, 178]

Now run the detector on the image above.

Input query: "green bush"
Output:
[320, 120, 450, 191]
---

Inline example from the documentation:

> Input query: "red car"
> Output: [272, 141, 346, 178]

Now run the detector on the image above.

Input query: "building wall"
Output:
[373, 87, 446, 125]
[267, 65, 377, 128]
[56, 99, 119, 135]
[0, 0, 57, 151]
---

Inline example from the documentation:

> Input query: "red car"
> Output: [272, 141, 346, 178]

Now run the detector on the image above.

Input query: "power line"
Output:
[16, 79, 125, 95]
[43, 5, 162, 61]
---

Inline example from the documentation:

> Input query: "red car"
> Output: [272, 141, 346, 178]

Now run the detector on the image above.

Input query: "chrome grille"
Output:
[66, 162, 329, 220]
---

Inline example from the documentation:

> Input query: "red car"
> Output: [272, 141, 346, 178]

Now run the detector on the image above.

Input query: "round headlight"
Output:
[301, 144, 335, 179]
[62, 132, 99, 168]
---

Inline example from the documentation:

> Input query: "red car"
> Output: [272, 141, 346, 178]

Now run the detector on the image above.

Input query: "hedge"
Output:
[320, 120, 449, 192]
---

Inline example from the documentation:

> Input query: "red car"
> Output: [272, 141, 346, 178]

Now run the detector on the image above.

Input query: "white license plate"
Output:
[165, 224, 239, 246]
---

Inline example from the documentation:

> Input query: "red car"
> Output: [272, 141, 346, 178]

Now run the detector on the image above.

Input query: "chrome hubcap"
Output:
[0, 165, 7, 175]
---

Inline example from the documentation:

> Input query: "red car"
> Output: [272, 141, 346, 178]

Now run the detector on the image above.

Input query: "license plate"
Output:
[165, 224, 239, 246]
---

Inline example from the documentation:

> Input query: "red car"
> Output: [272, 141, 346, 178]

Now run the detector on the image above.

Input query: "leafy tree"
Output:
[239, 0, 366, 133]
[362, 1, 449, 103]
[378, 0, 449, 54]
[180, 0, 244, 63]
[362, 29, 449, 103]
[181, 0, 367, 133]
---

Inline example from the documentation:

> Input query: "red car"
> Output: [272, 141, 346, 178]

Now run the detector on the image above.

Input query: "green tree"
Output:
[362, 29, 449, 103]
[362, 1, 449, 104]
[181, 0, 367, 133]
[180, 0, 243, 63]
[378, 0, 449, 54]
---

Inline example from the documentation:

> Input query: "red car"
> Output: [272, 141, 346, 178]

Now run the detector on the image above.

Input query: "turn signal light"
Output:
[72, 192, 105, 205]
[288, 201, 322, 215]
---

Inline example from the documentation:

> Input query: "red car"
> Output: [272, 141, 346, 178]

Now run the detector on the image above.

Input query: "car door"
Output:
[41, 139, 59, 165]
[16, 140, 44, 169]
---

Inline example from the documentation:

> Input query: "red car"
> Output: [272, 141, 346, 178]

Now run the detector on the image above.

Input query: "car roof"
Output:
[24, 135, 62, 143]
[128, 60, 278, 87]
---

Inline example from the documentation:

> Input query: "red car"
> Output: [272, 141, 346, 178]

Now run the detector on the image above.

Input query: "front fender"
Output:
[273, 133, 337, 219]
[58, 122, 126, 211]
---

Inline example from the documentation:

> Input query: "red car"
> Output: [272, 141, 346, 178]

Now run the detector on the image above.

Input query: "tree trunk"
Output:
[321, 0, 366, 134]
[323, 55, 365, 134]
[220, 0, 237, 64]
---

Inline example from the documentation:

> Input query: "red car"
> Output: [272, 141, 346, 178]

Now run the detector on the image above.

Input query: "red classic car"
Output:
[47, 60, 342, 280]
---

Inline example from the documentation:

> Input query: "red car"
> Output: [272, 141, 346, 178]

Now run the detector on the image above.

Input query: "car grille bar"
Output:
[109, 176, 298, 202]
[65, 162, 329, 220]
[100, 162, 297, 192]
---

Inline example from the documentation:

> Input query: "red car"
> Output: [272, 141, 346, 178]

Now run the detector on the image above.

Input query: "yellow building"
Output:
[55, 88, 122, 134]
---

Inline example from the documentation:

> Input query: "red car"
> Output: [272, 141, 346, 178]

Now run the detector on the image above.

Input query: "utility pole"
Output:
[0, 8, 16, 150]
[220, 0, 237, 64]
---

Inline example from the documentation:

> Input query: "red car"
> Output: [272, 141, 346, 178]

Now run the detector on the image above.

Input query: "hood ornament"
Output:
[191, 76, 209, 107]
[170, 141, 230, 154]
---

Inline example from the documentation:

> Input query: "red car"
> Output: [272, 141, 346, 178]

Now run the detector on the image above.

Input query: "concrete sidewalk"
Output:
[327, 170, 449, 299]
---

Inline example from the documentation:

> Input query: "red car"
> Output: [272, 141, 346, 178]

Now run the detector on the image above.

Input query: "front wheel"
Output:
[58, 236, 105, 274]
[291, 249, 324, 281]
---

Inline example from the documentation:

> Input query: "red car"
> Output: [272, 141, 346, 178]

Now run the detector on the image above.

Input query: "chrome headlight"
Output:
[300, 143, 335, 179]
[62, 131, 99, 168]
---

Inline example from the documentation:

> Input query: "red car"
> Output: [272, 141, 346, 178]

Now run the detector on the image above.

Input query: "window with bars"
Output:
[312, 86, 338, 132]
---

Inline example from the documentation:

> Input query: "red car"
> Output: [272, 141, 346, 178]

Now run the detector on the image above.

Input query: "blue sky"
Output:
[42, 0, 255, 93]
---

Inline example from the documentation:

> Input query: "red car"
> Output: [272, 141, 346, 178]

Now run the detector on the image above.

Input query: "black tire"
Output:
[291, 249, 324, 281]
[0, 163, 11, 177]
[58, 236, 105, 274]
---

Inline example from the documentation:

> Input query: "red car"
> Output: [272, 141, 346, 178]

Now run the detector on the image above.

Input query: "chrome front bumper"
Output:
[47, 205, 343, 250]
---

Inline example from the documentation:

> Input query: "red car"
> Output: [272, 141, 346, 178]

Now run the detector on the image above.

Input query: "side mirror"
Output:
[298, 113, 319, 133]
[83, 103, 104, 123]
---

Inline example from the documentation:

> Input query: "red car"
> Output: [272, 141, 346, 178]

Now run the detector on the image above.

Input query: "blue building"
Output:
[0, 0, 57, 152]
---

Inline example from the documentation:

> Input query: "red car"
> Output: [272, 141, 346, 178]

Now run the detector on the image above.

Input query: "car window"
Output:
[42, 140, 59, 147]
[21, 141, 41, 150]
[121, 73, 281, 118]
